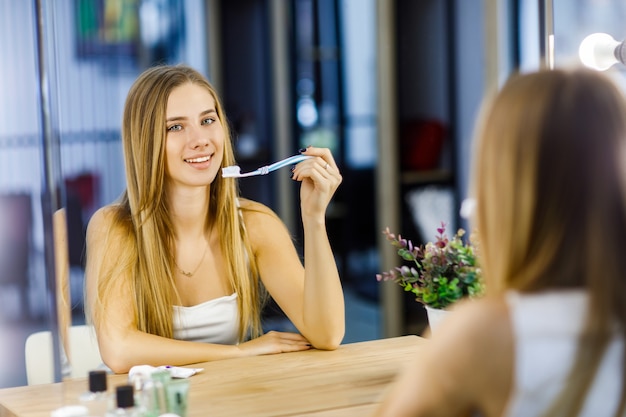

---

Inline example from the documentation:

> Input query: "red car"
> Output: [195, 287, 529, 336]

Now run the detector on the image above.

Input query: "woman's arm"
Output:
[295, 147, 345, 348]
[85, 207, 311, 373]
[371, 298, 514, 417]
[245, 147, 345, 350]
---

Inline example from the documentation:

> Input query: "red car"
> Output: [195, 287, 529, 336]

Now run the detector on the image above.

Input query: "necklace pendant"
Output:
[175, 239, 209, 278]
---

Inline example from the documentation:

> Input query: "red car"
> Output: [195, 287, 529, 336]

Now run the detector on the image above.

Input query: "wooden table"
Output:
[0, 335, 425, 417]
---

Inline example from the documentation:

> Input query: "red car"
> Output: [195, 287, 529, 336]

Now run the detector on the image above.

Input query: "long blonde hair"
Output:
[472, 68, 626, 416]
[93, 65, 264, 342]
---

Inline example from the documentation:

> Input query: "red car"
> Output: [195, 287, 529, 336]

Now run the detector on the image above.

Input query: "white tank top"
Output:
[503, 290, 624, 417]
[172, 293, 240, 345]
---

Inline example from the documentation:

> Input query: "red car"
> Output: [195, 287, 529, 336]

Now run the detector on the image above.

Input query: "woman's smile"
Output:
[184, 153, 213, 169]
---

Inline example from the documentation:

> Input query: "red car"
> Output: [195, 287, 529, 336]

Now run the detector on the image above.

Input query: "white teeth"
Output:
[185, 155, 210, 163]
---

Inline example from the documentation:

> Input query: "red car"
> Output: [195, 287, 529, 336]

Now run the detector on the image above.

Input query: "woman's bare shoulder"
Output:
[238, 198, 277, 215]
[87, 204, 130, 240]
[239, 198, 283, 225]
[238, 198, 291, 245]
[442, 296, 512, 352]
[450, 295, 510, 325]
[438, 296, 514, 415]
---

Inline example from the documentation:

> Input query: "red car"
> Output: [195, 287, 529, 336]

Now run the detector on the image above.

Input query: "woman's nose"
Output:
[189, 127, 209, 148]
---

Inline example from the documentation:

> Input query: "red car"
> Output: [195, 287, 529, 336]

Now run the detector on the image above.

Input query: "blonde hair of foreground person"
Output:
[85, 65, 344, 373]
[373, 68, 626, 417]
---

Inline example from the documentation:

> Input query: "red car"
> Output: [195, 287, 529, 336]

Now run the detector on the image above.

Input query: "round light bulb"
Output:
[579, 32, 620, 71]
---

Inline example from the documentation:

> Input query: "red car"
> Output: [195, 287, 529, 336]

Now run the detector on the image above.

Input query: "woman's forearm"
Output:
[301, 216, 345, 349]
[98, 327, 242, 373]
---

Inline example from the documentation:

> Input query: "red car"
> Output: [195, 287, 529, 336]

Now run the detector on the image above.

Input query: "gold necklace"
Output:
[175, 241, 209, 277]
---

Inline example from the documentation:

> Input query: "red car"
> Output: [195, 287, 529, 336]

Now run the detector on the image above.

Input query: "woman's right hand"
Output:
[237, 331, 312, 356]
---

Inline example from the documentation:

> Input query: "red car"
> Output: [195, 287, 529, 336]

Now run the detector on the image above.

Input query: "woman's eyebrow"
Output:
[166, 109, 216, 122]
[200, 109, 217, 116]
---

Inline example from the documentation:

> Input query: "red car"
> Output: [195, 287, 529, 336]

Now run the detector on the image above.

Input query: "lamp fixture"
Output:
[579, 32, 626, 71]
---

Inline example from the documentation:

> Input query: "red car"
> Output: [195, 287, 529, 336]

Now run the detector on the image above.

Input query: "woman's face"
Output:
[164, 82, 225, 189]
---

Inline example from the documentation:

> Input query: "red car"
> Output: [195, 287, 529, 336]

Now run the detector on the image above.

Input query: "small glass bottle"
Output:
[106, 385, 140, 417]
[140, 370, 171, 417]
[79, 370, 110, 416]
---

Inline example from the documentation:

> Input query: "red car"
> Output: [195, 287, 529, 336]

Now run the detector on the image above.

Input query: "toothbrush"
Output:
[221, 154, 313, 178]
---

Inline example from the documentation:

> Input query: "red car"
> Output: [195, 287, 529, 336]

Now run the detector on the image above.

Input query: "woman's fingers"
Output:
[265, 330, 308, 341]
[292, 147, 342, 184]
[290, 146, 342, 219]
[238, 331, 312, 356]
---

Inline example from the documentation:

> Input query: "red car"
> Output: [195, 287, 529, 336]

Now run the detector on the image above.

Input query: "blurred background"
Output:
[1, 0, 625, 387]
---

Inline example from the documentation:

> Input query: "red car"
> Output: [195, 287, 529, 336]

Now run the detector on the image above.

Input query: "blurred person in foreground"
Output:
[373, 68, 626, 417]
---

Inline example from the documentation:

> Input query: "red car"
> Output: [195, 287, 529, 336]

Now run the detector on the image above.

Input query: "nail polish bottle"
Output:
[79, 370, 110, 416]
[106, 385, 140, 417]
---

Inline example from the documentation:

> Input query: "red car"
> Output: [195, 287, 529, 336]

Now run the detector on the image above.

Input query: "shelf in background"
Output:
[401, 169, 453, 186]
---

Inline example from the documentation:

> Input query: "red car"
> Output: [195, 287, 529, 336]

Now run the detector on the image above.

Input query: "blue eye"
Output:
[167, 124, 182, 132]
[202, 118, 215, 125]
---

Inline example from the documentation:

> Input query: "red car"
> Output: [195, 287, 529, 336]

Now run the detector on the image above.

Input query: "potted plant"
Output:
[376, 222, 484, 331]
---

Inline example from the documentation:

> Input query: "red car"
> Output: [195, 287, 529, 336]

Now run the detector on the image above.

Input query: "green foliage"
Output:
[376, 223, 485, 309]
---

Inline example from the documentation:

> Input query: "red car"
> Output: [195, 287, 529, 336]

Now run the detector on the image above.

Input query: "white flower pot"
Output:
[424, 305, 450, 334]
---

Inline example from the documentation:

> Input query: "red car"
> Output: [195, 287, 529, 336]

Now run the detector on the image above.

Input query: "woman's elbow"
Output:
[311, 328, 344, 350]
[99, 345, 134, 374]
[313, 340, 341, 351]
[105, 361, 132, 375]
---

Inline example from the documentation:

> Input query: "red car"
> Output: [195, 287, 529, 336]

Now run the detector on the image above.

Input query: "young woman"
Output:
[85, 65, 345, 373]
[373, 68, 626, 416]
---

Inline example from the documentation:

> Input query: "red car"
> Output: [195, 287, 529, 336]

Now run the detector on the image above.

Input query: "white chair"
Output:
[25, 324, 103, 385]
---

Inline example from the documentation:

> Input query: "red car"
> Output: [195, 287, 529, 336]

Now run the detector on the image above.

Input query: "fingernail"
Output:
[298, 148, 307, 153]
[290, 172, 294, 179]
[291, 165, 296, 171]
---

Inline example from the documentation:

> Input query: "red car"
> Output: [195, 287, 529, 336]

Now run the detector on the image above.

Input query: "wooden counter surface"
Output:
[0, 335, 426, 417]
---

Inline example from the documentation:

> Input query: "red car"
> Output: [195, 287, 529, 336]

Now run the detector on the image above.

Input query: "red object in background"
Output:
[65, 173, 98, 213]
[64, 172, 99, 267]
[400, 119, 447, 171]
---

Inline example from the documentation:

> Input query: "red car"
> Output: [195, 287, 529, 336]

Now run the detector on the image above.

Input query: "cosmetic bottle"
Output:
[79, 370, 110, 416]
[140, 370, 171, 417]
[163, 379, 189, 417]
[106, 385, 140, 417]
